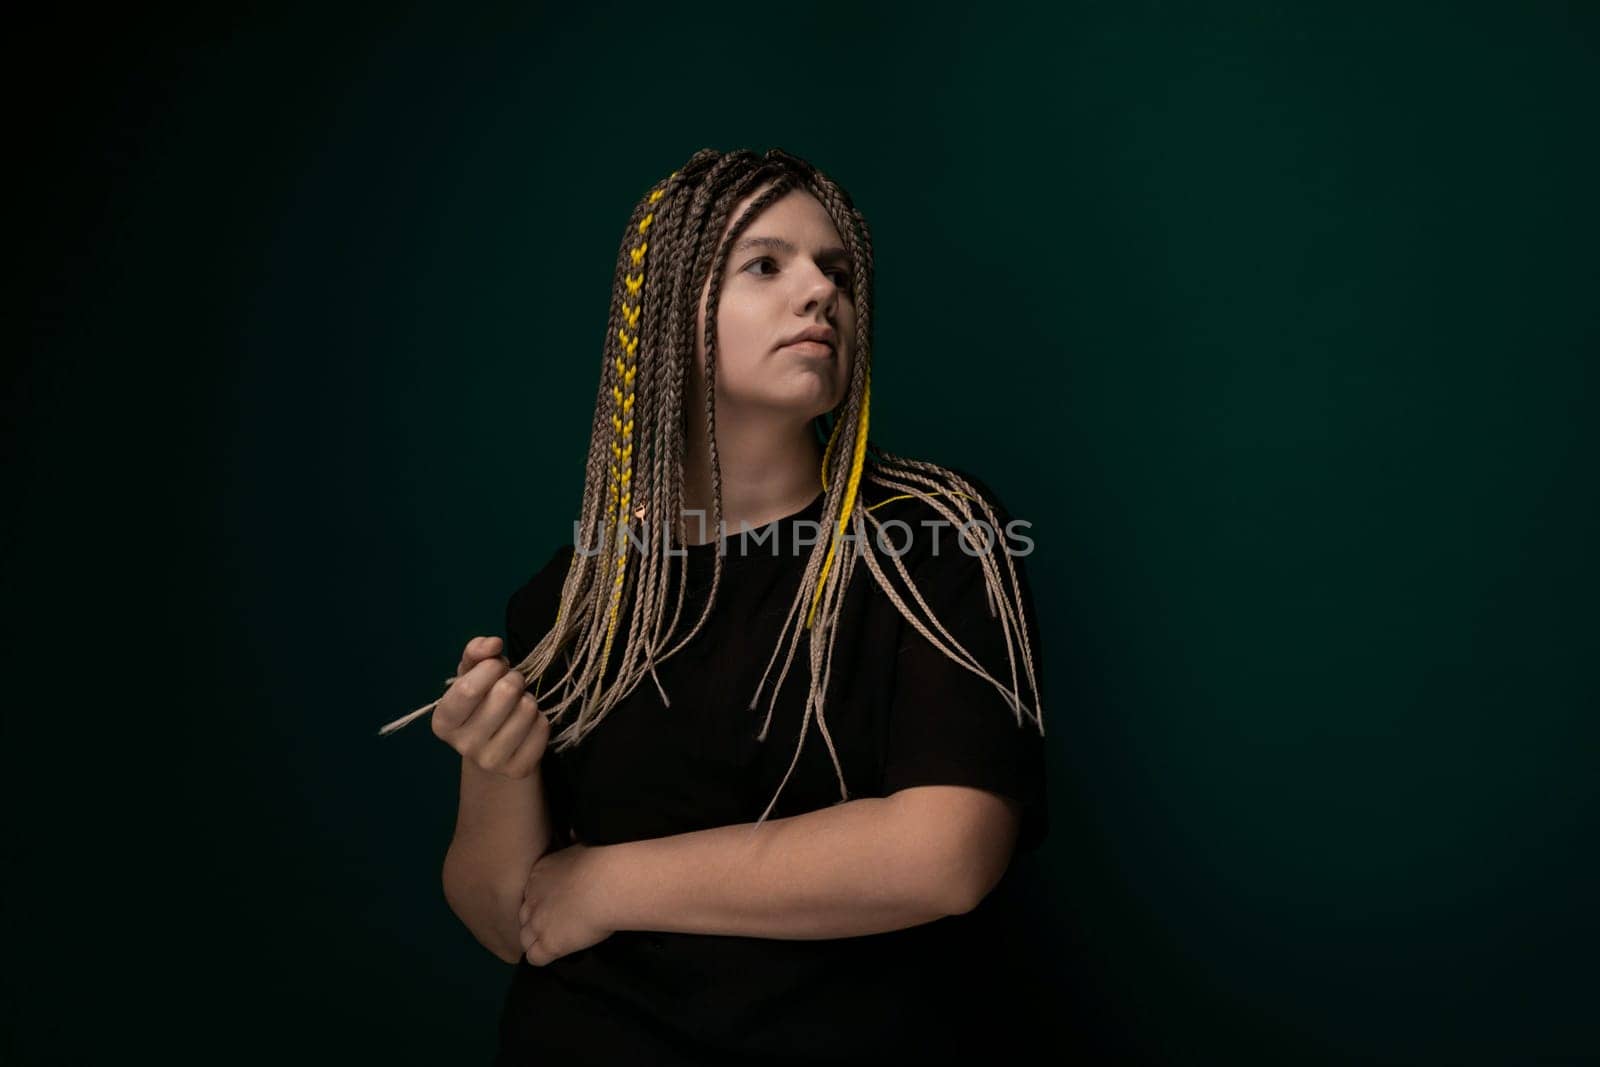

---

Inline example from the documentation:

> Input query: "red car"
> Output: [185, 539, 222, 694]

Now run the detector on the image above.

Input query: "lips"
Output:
[781, 340, 834, 358]
[779, 324, 837, 354]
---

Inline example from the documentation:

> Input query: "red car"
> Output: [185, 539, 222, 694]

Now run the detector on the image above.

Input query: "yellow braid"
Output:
[864, 489, 977, 511]
[804, 380, 974, 631]
[594, 176, 672, 669]
[806, 370, 871, 629]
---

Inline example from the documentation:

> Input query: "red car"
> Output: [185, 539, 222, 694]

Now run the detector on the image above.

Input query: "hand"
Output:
[518, 842, 617, 966]
[432, 635, 550, 780]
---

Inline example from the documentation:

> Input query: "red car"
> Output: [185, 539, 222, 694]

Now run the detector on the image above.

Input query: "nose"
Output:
[794, 260, 840, 318]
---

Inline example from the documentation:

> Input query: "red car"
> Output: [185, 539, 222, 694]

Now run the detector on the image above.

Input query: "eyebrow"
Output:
[731, 235, 850, 264]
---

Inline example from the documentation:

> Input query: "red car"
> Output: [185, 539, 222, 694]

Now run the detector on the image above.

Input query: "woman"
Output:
[379, 147, 1049, 1064]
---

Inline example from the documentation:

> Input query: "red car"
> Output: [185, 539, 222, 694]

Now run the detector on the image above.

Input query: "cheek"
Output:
[712, 293, 766, 365]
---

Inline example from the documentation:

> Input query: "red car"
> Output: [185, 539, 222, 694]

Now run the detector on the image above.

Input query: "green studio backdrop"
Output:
[9, 3, 1596, 1064]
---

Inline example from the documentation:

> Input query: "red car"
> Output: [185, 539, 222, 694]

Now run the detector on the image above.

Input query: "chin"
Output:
[790, 386, 844, 414]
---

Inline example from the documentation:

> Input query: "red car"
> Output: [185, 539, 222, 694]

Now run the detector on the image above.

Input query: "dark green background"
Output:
[11, 3, 1596, 1063]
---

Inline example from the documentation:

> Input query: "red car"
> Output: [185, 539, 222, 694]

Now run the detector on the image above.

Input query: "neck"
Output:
[681, 407, 825, 545]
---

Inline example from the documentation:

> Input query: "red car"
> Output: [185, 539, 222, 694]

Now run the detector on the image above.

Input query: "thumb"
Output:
[455, 634, 504, 677]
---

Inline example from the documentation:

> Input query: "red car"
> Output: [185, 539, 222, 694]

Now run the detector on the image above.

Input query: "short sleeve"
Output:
[880, 502, 1048, 858]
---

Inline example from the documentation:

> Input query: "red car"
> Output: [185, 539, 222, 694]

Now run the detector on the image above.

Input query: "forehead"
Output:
[719, 184, 840, 246]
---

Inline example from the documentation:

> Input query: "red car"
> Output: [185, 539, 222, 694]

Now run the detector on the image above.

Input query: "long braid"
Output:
[633, 151, 736, 700]
[865, 451, 1042, 724]
[607, 166, 688, 710]
[377, 148, 1044, 840]
[594, 188, 658, 694]
[743, 157, 875, 809]
[646, 153, 768, 665]
[554, 174, 674, 742]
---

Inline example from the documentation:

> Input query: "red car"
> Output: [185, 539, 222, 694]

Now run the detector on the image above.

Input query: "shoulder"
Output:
[504, 542, 577, 662]
[507, 542, 576, 611]
[859, 459, 1014, 520]
[857, 460, 1026, 573]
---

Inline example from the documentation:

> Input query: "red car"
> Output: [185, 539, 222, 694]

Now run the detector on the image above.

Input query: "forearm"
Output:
[443, 758, 554, 963]
[591, 795, 967, 941]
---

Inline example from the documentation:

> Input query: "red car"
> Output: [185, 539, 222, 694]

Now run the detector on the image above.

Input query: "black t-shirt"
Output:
[493, 476, 1049, 1067]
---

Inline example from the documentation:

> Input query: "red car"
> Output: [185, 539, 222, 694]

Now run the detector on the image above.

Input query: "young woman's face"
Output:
[693, 184, 856, 421]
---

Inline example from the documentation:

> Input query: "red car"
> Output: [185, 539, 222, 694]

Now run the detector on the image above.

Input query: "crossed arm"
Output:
[583, 784, 1024, 940]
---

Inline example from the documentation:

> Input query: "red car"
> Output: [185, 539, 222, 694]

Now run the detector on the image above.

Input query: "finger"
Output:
[435, 655, 512, 735]
[454, 665, 527, 755]
[435, 654, 501, 732]
[481, 689, 540, 759]
[454, 635, 503, 678]
[493, 699, 551, 778]
[453, 635, 488, 677]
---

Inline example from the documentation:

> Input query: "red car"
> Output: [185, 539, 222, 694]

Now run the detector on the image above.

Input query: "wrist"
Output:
[581, 842, 633, 934]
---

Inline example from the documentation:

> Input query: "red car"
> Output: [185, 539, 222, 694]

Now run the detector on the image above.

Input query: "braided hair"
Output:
[380, 147, 1043, 828]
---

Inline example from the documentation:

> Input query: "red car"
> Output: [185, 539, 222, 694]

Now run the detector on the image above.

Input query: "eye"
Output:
[740, 256, 852, 293]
